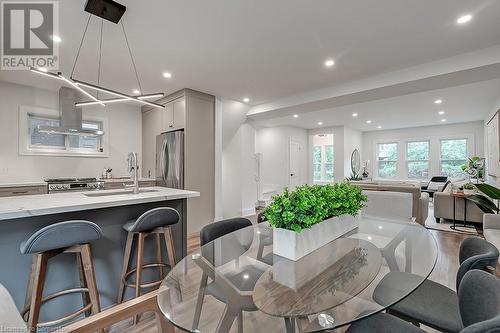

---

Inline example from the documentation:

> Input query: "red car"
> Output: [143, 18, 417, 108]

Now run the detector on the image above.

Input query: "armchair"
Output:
[421, 176, 448, 198]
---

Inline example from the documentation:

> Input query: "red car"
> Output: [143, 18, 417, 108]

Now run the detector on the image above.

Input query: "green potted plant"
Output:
[263, 182, 367, 261]
[467, 183, 500, 214]
[461, 156, 485, 183]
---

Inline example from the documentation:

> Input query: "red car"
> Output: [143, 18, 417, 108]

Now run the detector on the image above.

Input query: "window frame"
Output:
[19, 105, 109, 157]
[406, 140, 430, 180]
[439, 138, 468, 177]
[312, 144, 334, 183]
[377, 142, 398, 179]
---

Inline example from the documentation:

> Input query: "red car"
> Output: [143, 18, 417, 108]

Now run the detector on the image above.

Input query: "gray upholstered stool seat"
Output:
[117, 207, 180, 313]
[20, 220, 102, 332]
[346, 312, 425, 333]
[373, 272, 463, 332]
[20, 220, 102, 254]
[122, 207, 180, 233]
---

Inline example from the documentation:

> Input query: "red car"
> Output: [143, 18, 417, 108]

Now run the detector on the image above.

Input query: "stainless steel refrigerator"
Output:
[156, 130, 184, 189]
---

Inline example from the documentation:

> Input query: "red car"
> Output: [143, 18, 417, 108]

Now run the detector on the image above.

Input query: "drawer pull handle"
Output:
[12, 191, 29, 194]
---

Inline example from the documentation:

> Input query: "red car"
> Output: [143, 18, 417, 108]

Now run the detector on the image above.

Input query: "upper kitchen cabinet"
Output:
[142, 89, 215, 234]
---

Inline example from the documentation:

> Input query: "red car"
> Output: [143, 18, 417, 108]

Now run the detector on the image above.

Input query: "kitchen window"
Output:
[377, 143, 398, 178]
[19, 106, 108, 157]
[407, 141, 430, 179]
[313, 145, 334, 182]
[440, 138, 467, 177]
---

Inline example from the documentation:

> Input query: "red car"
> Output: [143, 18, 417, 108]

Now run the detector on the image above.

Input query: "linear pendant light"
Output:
[29, 1, 166, 109]
[72, 79, 165, 109]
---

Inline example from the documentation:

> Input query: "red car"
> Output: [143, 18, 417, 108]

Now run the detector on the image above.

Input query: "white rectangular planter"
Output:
[273, 214, 359, 261]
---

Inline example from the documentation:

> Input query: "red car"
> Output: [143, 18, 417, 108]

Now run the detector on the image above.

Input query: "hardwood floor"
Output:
[107, 226, 497, 333]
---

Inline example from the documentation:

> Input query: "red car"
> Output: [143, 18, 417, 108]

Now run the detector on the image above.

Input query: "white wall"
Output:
[484, 94, 500, 182]
[343, 126, 363, 178]
[219, 99, 257, 218]
[362, 121, 484, 180]
[0, 81, 142, 182]
[255, 126, 308, 193]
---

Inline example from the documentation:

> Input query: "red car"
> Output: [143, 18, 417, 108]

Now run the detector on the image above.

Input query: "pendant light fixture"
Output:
[29, 0, 165, 109]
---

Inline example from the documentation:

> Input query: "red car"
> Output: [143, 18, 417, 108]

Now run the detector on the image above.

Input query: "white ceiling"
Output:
[1, 0, 500, 105]
[252, 79, 500, 130]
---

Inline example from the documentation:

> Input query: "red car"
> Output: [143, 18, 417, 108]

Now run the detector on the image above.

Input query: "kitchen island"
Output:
[0, 187, 199, 320]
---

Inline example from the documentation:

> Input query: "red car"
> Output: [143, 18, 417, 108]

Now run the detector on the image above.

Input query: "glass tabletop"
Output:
[158, 216, 437, 333]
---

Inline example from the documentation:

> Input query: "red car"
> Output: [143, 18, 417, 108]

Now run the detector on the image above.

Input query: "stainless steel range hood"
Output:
[36, 87, 104, 137]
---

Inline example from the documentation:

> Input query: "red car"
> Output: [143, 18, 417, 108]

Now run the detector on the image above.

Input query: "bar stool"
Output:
[20, 220, 103, 332]
[117, 207, 179, 306]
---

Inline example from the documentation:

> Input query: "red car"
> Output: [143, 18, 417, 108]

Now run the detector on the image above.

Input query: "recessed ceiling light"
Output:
[434, 99, 443, 104]
[457, 14, 472, 24]
[132, 89, 140, 95]
[352, 113, 358, 117]
[441, 119, 447, 122]
[324, 59, 335, 67]
[377, 125, 382, 129]
[51, 35, 62, 43]
[367, 236, 373, 241]
[366, 120, 372, 124]
[243, 97, 250, 103]
[162, 72, 172, 79]
[317, 121, 323, 126]
[438, 111, 445, 115]
[293, 114, 299, 118]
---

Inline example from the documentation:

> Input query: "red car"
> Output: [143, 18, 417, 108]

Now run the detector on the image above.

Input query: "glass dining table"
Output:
[157, 216, 437, 332]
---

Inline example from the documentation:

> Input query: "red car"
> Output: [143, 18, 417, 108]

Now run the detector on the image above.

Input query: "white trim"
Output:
[18, 105, 109, 157]
[241, 207, 256, 217]
[372, 133, 475, 181]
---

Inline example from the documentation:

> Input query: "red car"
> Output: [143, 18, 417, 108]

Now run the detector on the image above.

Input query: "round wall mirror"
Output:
[351, 149, 361, 174]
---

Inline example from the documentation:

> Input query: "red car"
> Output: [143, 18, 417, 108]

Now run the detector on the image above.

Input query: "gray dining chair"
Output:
[346, 269, 500, 333]
[193, 217, 265, 333]
[372, 237, 499, 332]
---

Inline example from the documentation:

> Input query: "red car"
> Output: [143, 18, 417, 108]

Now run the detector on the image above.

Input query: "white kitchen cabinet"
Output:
[142, 108, 163, 178]
[172, 97, 186, 129]
[161, 97, 185, 131]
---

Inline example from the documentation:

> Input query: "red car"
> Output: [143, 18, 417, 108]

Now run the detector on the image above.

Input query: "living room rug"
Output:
[425, 204, 482, 236]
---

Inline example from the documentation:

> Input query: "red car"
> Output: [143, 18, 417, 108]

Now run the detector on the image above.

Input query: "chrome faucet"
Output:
[126, 152, 140, 194]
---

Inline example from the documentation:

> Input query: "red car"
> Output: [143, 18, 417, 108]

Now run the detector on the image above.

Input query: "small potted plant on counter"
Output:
[263, 182, 367, 261]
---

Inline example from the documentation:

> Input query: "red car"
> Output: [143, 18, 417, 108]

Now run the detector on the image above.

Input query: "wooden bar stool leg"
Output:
[163, 227, 177, 268]
[23, 254, 38, 321]
[117, 232, 135, 304]
[77, 253, 92, 317]
[155, 233, 164, 281]
[134, 232, 146, 324]
[27, 253, 49, 332]
[80, 244, 104, 333]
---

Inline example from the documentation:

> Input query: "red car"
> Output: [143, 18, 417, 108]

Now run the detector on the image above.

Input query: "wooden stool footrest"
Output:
[123, 263, 170, 289]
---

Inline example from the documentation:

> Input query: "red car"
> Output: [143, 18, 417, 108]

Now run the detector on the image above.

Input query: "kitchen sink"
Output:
[83, 189, 159, 197]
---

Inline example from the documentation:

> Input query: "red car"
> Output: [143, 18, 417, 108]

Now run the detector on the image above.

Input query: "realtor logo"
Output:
[1, 1, 59, 70]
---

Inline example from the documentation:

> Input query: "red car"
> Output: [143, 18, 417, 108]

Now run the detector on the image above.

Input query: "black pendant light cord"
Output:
[97, 19, 104, 98]
[121, 20, 143, 93]
[71, 14, 92, 78]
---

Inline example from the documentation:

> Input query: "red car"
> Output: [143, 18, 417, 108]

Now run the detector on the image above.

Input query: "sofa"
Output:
[433, 190, 484, 224]
[483, 214, 500, 263]
[350, 181, 429, 225]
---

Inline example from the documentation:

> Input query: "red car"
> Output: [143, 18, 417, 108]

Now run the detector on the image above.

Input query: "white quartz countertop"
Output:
[0, 182, 47, 188]
[0, 187, 199, 220]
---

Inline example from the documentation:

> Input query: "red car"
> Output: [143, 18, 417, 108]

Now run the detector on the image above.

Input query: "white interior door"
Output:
[289, 139, 301, 188]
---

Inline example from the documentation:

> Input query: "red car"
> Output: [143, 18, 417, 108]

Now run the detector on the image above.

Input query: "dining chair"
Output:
[362, 191, 413, 222]
[346, 269, 500, 333]
[193, 217, 266, 333]
[372, 237, 499, 332]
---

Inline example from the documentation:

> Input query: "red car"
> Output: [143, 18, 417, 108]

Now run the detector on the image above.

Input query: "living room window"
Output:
[440, 138, 467, 177]
[407, 141, 430, 179]
[377, 143, 398, 178]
